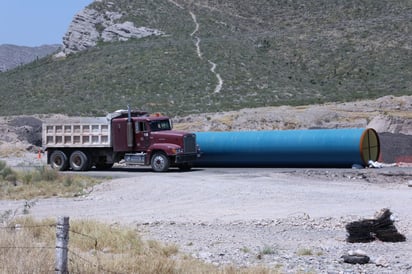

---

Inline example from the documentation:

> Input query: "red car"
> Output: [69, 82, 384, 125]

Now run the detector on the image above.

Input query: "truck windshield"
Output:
[150, 120, 171, 131]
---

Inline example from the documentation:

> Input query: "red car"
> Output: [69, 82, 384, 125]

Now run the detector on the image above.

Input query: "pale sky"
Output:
[0, 0, 93, 46]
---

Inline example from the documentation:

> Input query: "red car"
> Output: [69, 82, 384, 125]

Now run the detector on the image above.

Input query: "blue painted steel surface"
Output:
[195, 128, 379, 167]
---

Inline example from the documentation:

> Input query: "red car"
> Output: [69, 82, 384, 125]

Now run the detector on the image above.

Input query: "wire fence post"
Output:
[55, 216, 69, 274]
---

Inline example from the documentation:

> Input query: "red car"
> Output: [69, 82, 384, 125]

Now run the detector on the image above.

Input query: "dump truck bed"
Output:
[42, 117, 112, 148]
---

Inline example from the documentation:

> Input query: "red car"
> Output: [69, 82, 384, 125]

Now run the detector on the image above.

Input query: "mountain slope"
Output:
[0, 0, 411, 116]
[0, 44, 60, 72]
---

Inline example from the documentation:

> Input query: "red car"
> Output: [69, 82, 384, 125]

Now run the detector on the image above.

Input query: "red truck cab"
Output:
[111, 110, 199, 171]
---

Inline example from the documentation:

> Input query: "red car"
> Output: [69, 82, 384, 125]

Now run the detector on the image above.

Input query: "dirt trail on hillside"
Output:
[189, 10, 223, 93]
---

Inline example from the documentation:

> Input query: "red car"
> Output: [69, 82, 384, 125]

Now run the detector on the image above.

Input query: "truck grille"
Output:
[183, 134, 197, 153]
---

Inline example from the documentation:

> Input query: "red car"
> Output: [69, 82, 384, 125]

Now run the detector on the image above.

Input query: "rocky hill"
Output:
[0, 44, 60, 72]
[0, 0, 410, 116]
[174, 96, 412, 134]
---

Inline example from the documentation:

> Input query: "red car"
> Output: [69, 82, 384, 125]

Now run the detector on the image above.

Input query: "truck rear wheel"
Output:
[50, 150, 69, 171]
[151, 152, 170, 172]
[69, 150, 90, 171]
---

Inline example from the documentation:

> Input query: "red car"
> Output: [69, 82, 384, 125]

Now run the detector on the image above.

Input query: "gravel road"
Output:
[0, 96, 411, 272]
[1, 164, 411, 273]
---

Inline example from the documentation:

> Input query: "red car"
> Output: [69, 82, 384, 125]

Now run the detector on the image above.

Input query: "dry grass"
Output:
[0, 144, 26, 158]
[0, 162, 100, 200]
[0, 217, 280, 274]
[0, 218, 55, 273]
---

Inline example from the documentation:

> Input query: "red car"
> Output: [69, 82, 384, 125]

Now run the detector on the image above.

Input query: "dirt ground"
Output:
[0, 96, 411, 272]
[0, 165, 411, 273]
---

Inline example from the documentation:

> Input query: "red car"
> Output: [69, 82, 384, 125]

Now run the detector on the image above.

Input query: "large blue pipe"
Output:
[195, 128, 380, 167]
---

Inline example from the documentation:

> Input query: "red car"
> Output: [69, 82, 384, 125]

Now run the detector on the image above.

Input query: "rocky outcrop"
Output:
[173, 95, 412, 134]
[58, 7, 164, 56]
[368, 115, 412, 135]
[102, 22, 164, 42]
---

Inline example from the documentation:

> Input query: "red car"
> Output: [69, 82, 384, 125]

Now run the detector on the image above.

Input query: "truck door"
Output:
[135, 121, 150, 150]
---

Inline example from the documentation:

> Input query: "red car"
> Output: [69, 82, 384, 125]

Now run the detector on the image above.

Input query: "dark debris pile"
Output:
[346, 208, 406, 243]
[7, 116, 42, 147]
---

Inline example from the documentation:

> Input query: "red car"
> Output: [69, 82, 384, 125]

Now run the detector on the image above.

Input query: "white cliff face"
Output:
[62, 8, 101, 54]
[58, 7, 164, 56]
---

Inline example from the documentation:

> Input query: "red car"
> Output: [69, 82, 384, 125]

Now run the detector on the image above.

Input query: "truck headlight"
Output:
[172, 148, 183, 154]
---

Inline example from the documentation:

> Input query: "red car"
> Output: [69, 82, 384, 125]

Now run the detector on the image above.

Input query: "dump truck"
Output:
[42, 109, 200, 172]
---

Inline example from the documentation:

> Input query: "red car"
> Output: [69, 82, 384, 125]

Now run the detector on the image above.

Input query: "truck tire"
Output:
[69, 150, 90, 171]
[50, 150, 69, 171]
[151, 152, 170, 172]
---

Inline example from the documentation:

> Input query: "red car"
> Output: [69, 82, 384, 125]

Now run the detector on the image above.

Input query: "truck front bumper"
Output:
[175, 153, 199, 163]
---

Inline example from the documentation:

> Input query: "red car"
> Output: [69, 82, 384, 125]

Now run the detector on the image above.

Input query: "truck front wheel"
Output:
[151, 152, 170, 172]
[50, 150, 69, 171]
[69, 150, 90, 171]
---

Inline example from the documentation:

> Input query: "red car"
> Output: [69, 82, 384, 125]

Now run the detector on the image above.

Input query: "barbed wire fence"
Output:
[0, 216, 118, 274]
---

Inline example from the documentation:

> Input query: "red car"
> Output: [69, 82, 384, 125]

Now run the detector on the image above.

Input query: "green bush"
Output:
[5, 174, 17, 184]
[33, 166, 59, 182]
[63, 176, 73, 187]
[0, 160, 6, 171]
[0, 165, 15, 182]
[21, 172, 33, 185]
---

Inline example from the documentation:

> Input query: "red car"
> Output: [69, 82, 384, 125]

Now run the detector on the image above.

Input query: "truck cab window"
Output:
[150, 120, 171, 131]
[135, 122, 147, 133]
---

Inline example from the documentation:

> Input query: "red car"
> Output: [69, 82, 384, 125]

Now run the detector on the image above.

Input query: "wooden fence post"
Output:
[55, 216, 69, 274]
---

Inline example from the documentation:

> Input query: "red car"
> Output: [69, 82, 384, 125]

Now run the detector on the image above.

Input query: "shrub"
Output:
[297, 248, 313, 256]
[1, 166, 13, 179]
[0, 162, 17, 184]
[33, 166, 59, 182]
[259, 245, 277, 256]
[0, 160, 6, 171]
